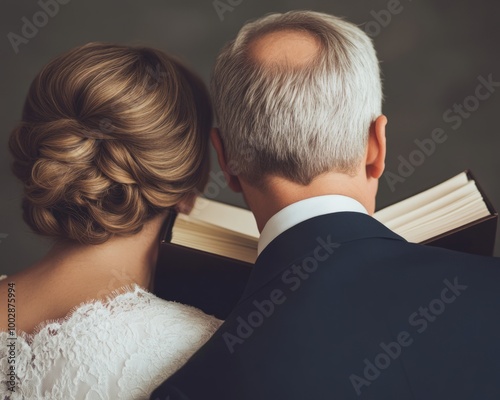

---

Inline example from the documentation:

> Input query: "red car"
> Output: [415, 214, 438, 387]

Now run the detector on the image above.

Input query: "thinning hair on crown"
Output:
[211, 10, 382, 185]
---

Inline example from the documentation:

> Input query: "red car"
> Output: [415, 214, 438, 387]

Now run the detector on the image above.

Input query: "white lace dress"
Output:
[0, 275, 222, 400]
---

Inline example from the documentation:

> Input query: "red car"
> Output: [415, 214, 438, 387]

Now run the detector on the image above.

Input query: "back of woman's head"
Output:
[9, 42, 212, 245]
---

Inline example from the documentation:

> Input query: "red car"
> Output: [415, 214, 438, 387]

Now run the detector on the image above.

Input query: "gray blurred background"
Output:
[1, 0, 499, 275]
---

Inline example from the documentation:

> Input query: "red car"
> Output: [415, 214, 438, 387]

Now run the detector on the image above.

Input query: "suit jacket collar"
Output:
[257, 195, 369, 255]
[240, 212, 406, 302]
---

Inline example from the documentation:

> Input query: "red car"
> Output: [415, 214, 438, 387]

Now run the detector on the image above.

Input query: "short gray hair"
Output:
[211, 10, 382, 185]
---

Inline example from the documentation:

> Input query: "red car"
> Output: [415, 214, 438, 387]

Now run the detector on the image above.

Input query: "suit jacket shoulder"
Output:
[151, 212, 500, 400]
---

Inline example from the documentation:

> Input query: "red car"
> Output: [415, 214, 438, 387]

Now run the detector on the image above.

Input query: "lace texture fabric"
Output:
[0, 277, 222, 400]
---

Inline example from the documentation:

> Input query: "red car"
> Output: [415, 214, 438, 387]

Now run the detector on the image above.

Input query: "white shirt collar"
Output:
[257, 195, 368, 255]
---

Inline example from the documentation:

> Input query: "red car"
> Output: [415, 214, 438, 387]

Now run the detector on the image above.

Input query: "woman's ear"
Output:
[365, 115, 387, 180]
[210, 128, 242, 193]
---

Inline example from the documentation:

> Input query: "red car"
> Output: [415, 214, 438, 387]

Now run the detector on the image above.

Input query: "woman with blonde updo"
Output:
[0, 43, 221, 399]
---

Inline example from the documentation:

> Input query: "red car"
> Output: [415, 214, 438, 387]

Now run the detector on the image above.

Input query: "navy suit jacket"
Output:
[151, 212, 500, 400]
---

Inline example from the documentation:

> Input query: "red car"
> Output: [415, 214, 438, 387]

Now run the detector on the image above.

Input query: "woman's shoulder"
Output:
[0, 285, 222, 399]
[37, 283, 223, 347]
[105, 284, 223, 334]
[2, 282, 221, 338]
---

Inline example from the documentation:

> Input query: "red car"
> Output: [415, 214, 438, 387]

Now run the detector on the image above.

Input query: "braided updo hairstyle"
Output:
[9, 42, 212, 245]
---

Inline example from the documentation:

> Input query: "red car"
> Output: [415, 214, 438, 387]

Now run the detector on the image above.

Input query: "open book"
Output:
[167, 170, 497, 263]
[155, 170, 497, 318]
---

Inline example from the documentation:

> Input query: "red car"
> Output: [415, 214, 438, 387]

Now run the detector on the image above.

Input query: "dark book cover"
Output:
[154, 209, 252, 319]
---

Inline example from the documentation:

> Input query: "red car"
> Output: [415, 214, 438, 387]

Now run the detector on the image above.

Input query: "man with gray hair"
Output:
[152, 10, 500, 399]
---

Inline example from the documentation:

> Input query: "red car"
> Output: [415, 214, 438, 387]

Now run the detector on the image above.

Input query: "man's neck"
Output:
[241, 172, 375, 232]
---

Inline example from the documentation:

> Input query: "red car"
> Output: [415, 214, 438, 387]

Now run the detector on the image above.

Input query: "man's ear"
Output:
[210, 128, 242, 193]
[365, 115, 387, 180]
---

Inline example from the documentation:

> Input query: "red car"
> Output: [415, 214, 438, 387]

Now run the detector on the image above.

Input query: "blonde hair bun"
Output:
[9, 42, 212, 244]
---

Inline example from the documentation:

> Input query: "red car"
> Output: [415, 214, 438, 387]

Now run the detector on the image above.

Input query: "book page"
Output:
[375, 173, 491, 243]
[394, 192, 489, 242]
[380, 180, 478, 232]
[171, 197, 259, 263]
[373, 172, 469, 223]
[181, 197, 259, 239]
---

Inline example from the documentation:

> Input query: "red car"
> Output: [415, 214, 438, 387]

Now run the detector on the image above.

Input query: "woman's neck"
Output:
[39, 213, 166, 292]
[0, 213, 167, 334]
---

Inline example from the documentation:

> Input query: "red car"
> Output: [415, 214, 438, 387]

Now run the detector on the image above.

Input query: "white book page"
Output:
[174, 217, 257, 243]
[173, 226, 257, 249]
[171, 197, 259, 262]
[380, 181, 478, 232]
[394, 192, 489, 243]
[180, 197, 259, 239]
[373, 172, 469, 224]
[172, 229, 258, 263]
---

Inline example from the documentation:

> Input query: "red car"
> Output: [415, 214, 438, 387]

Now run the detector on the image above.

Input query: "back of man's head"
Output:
[211, 10, 382, 186]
